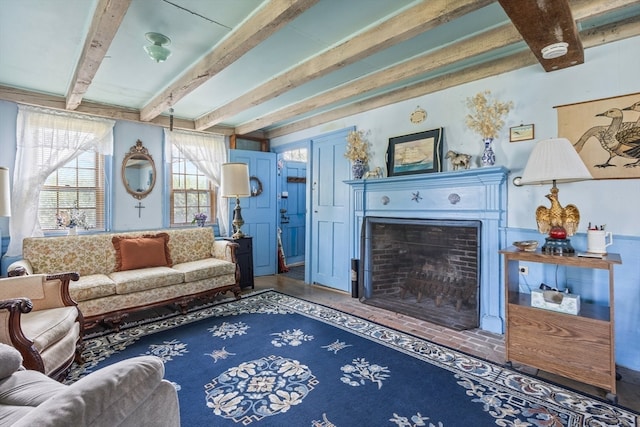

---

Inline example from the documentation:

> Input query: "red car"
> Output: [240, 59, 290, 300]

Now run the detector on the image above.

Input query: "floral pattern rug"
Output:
[68, 290, 639, 426]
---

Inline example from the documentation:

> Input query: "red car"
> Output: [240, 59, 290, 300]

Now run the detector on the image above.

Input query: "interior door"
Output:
[229, 149, 276, 276]
[280, 161, 306, 265]
[309, 129, 351, 291]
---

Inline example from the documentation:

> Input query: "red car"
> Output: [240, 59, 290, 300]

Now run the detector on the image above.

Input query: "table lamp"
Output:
[519, 137, 592, 253]
[220, 163, 251, 239]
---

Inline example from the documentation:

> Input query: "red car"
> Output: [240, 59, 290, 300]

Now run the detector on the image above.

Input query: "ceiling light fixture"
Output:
[144, 32, 172, 63]
[541, 42, 568, 59]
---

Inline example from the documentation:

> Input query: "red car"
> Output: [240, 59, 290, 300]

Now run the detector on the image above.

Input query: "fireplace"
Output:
[360, 217, 481, 330]
[347, 166, 508, 333]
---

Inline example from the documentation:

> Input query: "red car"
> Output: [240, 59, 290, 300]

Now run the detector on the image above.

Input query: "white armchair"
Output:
[0, 272, 83, 380]
[0, 343, 180, 426]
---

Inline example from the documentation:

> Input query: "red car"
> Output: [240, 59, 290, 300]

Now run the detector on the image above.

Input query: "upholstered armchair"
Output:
[0, 272, 83, 381]
[0, 343, 181, 426]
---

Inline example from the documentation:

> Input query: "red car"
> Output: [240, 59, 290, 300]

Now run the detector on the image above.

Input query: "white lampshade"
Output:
[0, 167, 11, 217]
[220, 163, 251, 198]
[520, 137, 592, 185]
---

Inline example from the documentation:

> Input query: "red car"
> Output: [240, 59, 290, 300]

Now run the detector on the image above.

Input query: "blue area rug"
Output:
[68, 291, 638, 426]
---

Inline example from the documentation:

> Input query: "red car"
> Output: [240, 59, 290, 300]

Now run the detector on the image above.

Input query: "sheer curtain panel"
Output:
[164, 129, 229, 236]
[7, 105, 114, 256]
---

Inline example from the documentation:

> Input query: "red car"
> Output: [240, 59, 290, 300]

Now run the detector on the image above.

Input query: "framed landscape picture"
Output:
[386, 128, 443, 176]
[509, 124, 534, 142]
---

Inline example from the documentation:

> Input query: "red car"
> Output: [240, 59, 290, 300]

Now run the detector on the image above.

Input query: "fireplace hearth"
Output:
[360, 217, 481, 330]
[347, 166, 508, 333]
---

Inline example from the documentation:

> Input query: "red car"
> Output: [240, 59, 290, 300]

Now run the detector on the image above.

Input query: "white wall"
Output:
[271, 35, 640, 237]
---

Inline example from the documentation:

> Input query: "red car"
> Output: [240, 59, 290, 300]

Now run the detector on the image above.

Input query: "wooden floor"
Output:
[252, 273, 640, 412]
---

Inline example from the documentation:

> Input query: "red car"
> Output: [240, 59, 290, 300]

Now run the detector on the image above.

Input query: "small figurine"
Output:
[445, 150, 472, 170]
[363, 166, 383, 179]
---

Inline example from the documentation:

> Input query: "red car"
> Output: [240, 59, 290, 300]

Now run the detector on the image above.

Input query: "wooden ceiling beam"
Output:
[571, 0, 640, 21]
[498, 0, 583, 72]
[580, 14, 640, 48]
[1, 85, 233, 135]
[195, 0, 494, 131]
[265, 15, 640, 139]
[266, 51, 537, 139]
[236, 23, 523, 135]
[4, 1, 636, 139]
[226, 0, 635, 135]
[139, 0, 319, 122]
[65, 0, 132, 110]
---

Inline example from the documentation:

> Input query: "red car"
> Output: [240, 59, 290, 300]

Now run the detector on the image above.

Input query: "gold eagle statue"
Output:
[535, 187, 580, 237]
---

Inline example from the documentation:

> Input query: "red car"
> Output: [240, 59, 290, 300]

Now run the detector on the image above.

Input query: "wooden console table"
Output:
[500, 248, 621, 402]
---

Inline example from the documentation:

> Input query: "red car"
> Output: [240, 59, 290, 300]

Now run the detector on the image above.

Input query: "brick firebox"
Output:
[362, 217, 481, 330]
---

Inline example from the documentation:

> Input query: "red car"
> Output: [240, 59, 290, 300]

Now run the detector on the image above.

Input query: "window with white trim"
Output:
[170, 145, 216, 225]
[38, 150, 105, 231]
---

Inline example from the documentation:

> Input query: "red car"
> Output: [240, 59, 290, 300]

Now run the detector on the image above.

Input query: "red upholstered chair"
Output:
[0, 272, 83, 380]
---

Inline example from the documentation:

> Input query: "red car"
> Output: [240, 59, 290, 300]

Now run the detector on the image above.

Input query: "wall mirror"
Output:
[122, 139, 156, 200]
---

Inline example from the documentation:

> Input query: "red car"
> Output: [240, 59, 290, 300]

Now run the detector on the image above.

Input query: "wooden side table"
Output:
[226, 236, 254, 289]
[500, 248, 621, 402]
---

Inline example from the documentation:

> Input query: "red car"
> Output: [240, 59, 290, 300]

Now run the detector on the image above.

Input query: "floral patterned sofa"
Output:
[8, 227, 240, 329]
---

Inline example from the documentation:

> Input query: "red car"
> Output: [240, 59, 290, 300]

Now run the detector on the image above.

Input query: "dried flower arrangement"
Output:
[465, 91, 513, 139]
[56, 201, 92, 230]
[344, 130, 370, 163]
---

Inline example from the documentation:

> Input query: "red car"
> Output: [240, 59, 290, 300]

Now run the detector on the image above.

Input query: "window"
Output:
[39, 150, 105, 231]
[170, 145, 216, 225]
[8, 105, 113, 257]
[283, 148, 307, 162]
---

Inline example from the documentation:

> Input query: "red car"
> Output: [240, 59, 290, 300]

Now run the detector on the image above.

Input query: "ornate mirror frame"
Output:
[122, 139, 156, 200]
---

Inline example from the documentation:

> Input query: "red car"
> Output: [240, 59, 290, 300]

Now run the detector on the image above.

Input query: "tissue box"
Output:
[531, 289, 580, 315]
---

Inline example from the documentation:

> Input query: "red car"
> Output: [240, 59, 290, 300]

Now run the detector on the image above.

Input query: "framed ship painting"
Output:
[556, 92, 640, 180]
[386, 128, 443, 177]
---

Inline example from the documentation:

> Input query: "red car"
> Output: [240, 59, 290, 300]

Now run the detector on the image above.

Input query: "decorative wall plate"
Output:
[410, 106, 426, 124]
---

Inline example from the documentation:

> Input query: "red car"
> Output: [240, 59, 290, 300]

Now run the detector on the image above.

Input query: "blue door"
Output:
[279, 160, 306, 266]
[309, 129, 351, 291]
[229, 150, 276, 276]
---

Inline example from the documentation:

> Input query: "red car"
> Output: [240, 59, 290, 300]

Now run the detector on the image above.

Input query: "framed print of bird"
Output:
[556, 92, 640, 180]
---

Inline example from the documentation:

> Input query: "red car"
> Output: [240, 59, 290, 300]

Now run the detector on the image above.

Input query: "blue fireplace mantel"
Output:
[346, 166, 509, 334]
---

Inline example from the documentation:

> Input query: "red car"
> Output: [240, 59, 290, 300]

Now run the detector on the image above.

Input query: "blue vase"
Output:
[481, 138, 495, 167]
[351, 159, 366, 179]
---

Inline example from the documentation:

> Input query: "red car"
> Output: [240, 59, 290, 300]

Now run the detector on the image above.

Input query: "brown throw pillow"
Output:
[112, 233, 172, 271]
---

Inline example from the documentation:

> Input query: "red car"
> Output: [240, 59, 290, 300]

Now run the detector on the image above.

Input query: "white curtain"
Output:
[163, 129, 229, 236]
[7, 105, 115, 256]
